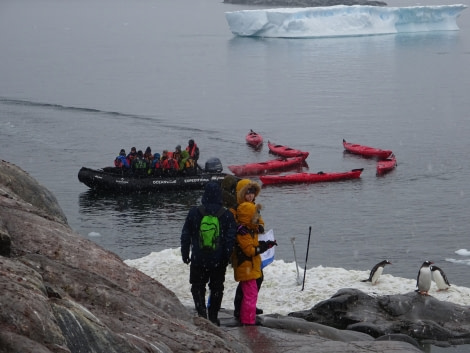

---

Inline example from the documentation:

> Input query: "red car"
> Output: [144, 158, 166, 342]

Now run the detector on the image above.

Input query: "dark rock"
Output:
[375, 334, 422, 349]
[348, 322, 385, 338]
[290, 288, 470, 346]
[259, 314, 374, 341]
[225, 312, 423, 352]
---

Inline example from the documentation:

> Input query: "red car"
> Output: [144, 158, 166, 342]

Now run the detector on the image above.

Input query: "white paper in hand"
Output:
[259, 229, 275, 269]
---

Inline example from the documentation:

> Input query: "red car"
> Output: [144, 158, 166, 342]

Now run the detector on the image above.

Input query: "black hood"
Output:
[201, 181, 223, 213]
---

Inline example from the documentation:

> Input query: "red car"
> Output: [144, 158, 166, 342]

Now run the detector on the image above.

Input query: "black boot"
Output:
[208, 312, 220, 326]
[208, 290, 223, 326]
[191, 285, 207, 319]
[233, 309, 240, 319]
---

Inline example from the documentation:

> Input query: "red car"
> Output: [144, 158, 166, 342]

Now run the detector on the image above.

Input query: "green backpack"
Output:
[198, 206, 225, 251]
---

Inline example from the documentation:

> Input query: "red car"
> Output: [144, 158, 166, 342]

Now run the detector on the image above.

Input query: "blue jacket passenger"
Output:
[114, 149, 130, 168]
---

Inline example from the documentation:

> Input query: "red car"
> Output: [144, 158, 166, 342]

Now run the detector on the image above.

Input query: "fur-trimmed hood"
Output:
[236, 179, 261, 205]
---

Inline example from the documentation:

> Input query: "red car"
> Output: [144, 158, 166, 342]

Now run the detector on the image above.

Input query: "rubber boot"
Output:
[191, 286, 207, 319]
[208, 290, 222, 326]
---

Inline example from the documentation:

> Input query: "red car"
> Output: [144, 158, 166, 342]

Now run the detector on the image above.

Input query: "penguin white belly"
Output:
[371, 267, 384, 284]
[418, 268, 432, 292]
[433, 271, 450, 290]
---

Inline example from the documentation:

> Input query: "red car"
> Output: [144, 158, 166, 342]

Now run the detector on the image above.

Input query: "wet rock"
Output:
[222, 311, 422, 353]
[375, 334, 422, 349]
[290, 287, 470, 346]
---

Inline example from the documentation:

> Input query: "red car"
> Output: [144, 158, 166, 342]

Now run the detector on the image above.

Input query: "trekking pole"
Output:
[290, 237, 301, 285]
[301, 226, 312, 291]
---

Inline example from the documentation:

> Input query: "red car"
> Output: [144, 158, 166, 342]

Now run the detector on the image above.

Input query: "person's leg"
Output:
[240, 279, 258, 325]
[256, 270, 264, 290]
[190, 265, 209, 318]
[255, 271, 264, 314]
[233, 283, 243, 318]
[207, 265, 227, 326]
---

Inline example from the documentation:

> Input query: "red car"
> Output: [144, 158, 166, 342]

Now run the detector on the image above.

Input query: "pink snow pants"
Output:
[240, 279, 258, 325]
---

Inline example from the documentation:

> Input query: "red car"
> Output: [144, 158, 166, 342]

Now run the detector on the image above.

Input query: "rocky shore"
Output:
[1, 159, 468, 353]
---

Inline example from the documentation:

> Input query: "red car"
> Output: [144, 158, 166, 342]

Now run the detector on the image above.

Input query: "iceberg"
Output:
[225, 4, 467, 38]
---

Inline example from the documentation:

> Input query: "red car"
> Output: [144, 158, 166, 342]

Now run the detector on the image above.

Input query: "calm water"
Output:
[1, 0, 469, 298]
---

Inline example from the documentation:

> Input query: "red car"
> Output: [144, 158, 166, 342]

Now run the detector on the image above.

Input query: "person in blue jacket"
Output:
[114, 149, 130, 169]
[180, 181, 237, 325]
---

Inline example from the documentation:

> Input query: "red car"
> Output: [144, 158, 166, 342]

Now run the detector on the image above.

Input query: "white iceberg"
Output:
[225, 4, 467, 38]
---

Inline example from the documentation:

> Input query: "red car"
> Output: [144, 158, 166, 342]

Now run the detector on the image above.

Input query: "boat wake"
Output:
[225, 4, 467, 38]
[0, 97, 128, 116]
[0, 97, 207, 133]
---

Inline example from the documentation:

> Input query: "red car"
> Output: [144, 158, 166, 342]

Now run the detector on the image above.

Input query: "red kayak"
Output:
[228, 157, 305, 176]
[376, 154, 397, 176]
[268, 141, 309, 160]
[246, 130, 263, 148]
[259, 168, 363, 185]
[343, 139, 392, 160]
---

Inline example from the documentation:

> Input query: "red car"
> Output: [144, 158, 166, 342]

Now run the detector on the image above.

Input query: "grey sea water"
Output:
[1, 0, 469, 315]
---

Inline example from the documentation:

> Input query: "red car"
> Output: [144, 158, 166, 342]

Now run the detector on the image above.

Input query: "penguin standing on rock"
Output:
[416, 260, 433, 295]
[431, 265, 451, 291]
[361, 260, 392, 285]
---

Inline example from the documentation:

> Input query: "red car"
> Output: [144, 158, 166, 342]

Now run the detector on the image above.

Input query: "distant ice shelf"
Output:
[225, 4, 467, 38]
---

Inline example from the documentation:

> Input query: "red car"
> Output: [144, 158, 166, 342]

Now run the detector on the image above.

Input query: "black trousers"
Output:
[190, 264, 227, 320]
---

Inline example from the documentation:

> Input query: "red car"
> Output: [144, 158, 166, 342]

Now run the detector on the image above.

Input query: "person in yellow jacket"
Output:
[233, 179, 266, 319]
[233, 201, 276, 325]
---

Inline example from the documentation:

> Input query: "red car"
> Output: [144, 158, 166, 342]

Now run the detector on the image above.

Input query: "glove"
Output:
[182, 255, 190, 264]
[257, 241, 269, 254]
[237, 225, 249, 235]
[258, 225, 265, 234]
[266, 240, 278, 248]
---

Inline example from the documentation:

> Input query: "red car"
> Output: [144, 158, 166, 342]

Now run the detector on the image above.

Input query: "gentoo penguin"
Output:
[431, 265, 451, 291]
[416, 260, 433, 295]
[361, 260, 392, 285]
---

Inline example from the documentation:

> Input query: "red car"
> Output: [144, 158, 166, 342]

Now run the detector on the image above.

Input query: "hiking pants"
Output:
[190, 264, 226, 320]
[234, 271, 263, 317]
[240, 279, 258, 325]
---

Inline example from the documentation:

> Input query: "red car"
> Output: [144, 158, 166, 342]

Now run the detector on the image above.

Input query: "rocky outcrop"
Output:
[0, 159, 434, 353]
[0, 161, 67, 225]
[289, 288, 470, 347]
[0, 160, 248, 353]
[224, 315, 423, 352]
[224, 0, 388, 7]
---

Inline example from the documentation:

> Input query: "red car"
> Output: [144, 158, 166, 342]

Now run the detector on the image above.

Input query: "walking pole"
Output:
[301, 226, 312, 291]
[290, 237, 301, 285]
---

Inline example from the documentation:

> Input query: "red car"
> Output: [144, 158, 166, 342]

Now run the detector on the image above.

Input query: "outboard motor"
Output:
[205, 157, 223, 173]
